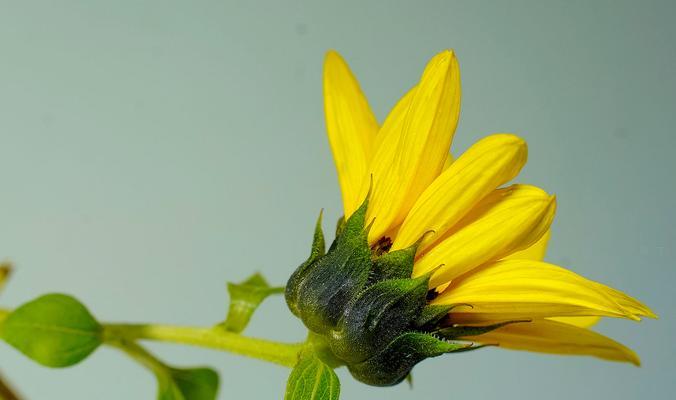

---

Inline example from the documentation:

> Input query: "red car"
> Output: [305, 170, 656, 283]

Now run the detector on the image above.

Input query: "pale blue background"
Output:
[0, 1, 674, 399]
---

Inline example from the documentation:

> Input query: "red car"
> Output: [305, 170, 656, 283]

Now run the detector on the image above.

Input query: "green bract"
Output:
[285, 198, 473, 387]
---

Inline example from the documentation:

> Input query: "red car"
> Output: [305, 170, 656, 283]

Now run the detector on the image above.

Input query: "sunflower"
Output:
[322, 49, 655, 365]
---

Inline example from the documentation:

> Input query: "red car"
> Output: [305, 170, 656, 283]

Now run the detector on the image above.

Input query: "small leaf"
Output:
[285, 352, 340, 400]
[158, 367, 219, 400]
[222, 272, 284, 333]
[1, 293, 102, 367]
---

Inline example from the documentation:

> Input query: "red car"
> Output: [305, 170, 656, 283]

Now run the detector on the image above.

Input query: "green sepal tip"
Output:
[436, 319, 529, 339]
[370, 244, 417, 282]
[414, 304, 454, 329]
[286, 211, 326, 318]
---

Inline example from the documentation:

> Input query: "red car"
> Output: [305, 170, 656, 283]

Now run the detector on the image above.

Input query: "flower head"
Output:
[286, 49, 655, 386]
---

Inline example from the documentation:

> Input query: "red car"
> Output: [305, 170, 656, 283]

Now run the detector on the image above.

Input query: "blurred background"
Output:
[0, 0, 674, 398]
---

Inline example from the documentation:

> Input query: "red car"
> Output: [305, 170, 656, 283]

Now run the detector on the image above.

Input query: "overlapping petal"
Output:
[372, 86, 416, 153]
[432, 259, 648, 320]
[323, 51, 379, 217]
[365, 50, 461, 243]
[460, 319, 640, 365]
[414, 185, 556, 286]
[548, 316, 601, 328]
[504, 229, 551, 261]
[393, 134, 528, 251]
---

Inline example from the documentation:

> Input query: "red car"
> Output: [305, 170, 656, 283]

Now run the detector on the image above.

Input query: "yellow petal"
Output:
[462, 319, 640, 365]
[414, 184, 556, 286]
[432, 258, 638, 320]
[323, 50, 379, 217]
[373, 86, 416, 152]
[596, 284, 658, 319]
[365, 50, 461, 243]
[442, 153, 454, 171]
[393, 134, 528, 251]
[504, 229, 551, 261]
[548, 316, 601, 328]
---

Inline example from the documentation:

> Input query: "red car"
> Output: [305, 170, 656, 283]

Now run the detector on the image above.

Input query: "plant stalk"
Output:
[103, 323, 303, 367]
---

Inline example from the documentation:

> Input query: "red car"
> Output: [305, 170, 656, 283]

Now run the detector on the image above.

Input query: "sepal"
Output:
[287, 200, 371, 334]
[414, 304, 454, 329]
[286, 211, 326, 317]
[347, 332, 468, 386]
[330, 275, 429, 363]
[436, 320, 528, 339]
[370, 245, 417, 282]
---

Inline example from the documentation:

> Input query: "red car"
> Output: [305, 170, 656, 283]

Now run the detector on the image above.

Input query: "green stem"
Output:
[0, 307, 304, 368]
[104, 323, 303, 367]
[109, 339, 170, 376]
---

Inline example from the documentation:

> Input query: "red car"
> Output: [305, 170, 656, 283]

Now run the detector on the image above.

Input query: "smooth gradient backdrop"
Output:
[1, 1, 674, 399]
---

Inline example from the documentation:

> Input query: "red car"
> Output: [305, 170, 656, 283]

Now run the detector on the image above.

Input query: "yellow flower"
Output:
[322, 49, 655, 366]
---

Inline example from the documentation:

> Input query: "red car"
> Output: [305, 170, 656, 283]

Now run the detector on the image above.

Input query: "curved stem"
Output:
[109, 339, 170, 376]
[104, 323, 303, 367]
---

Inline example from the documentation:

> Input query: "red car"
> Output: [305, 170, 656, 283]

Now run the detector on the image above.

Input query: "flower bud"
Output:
[285, 197, 480, 386]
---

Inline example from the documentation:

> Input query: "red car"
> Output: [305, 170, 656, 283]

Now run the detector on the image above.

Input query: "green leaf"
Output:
[285, 352, 340, 400]
[1, 293, 102, 368]
[222, 272, 284, 333]
[158, 367, 219, 400]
